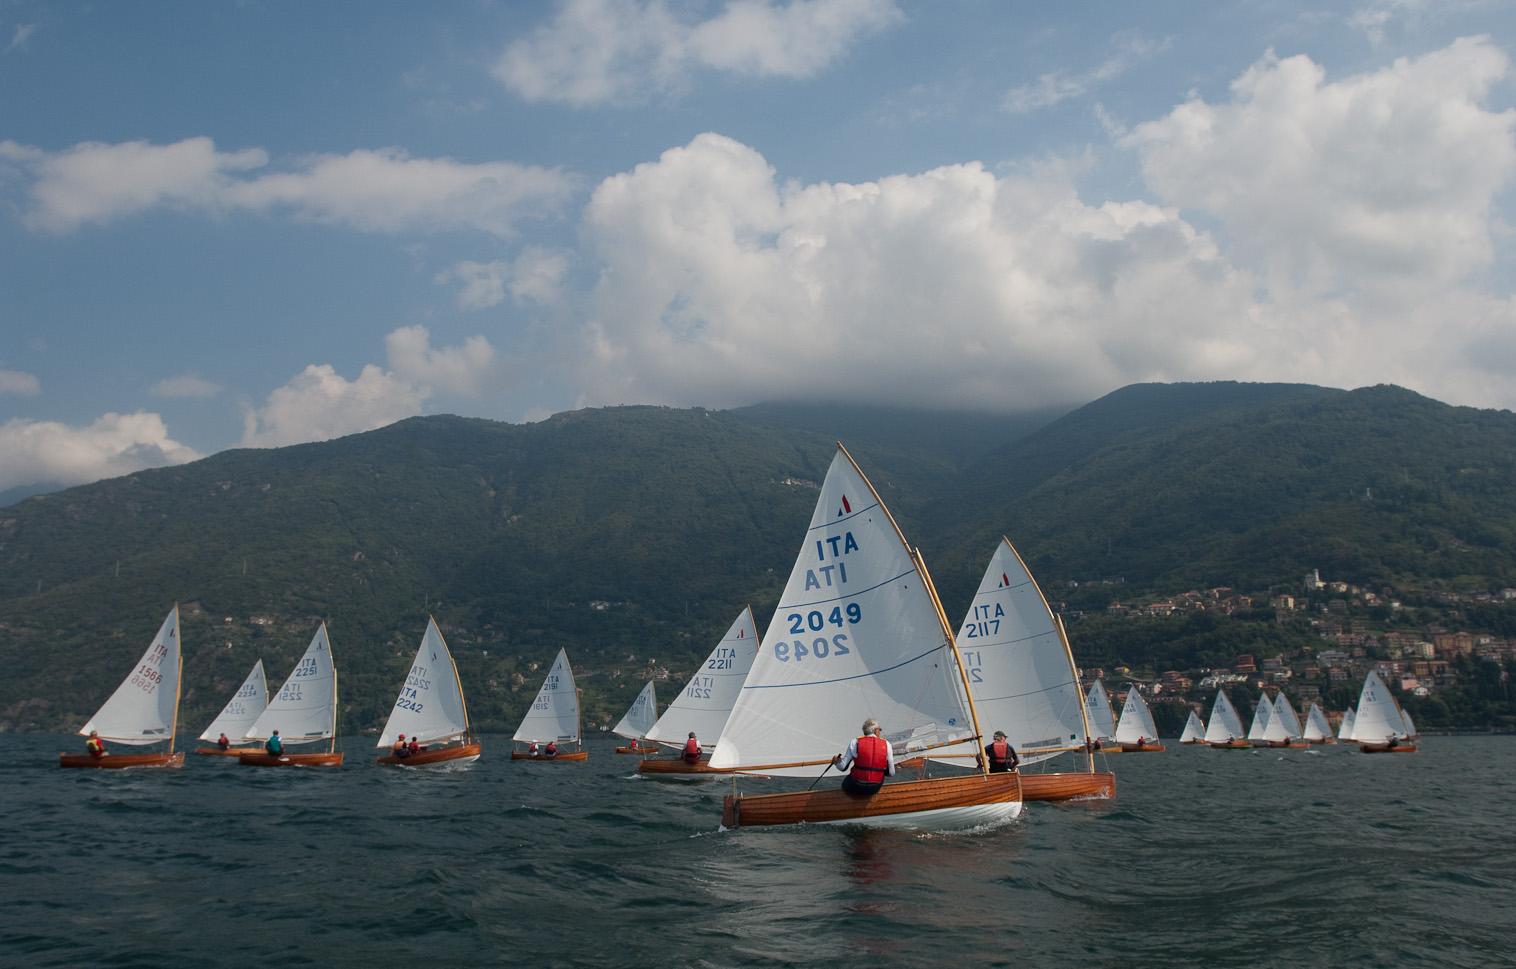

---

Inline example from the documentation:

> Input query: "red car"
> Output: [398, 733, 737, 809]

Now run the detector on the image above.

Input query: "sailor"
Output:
[265, 729, 283, 756]
[681, 731, 702, 764]
[984, 730, 1019, 773]
[393, 734, 410, 759]
[833, 718, 894, 796]
[217, 732, 230, 751]
[85, 730, 106, 759]
[544, 741, 559, 759]
[407, 736, 421, 756]
[528, 741, 540, 757]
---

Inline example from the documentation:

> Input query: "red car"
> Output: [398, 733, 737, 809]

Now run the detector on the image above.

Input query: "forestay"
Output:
[1303, 703, 1332, 742]
[1113, 686, 1159, 745]
[1247, 694, 1274, 740]
[81, 606, 182, 746]
[1204, 690, 1246, 743]
[199, 659, 268, 742]
[1084, 680, 1117, 742]
[1339, 707, 1358, 741]
[709, 447, 974, 777]
[1179, 710, 1205, 743]
[246, 624, 337, 743]
[646, 607, 759, 749]
[1353, 671, 1408, 742]
[938, 539, 1087, 766]
[377, 619, 470, 747]
[1267, 693, 1303, 742]
[612, 681, 658, 742]
[514, 648, 579, 743]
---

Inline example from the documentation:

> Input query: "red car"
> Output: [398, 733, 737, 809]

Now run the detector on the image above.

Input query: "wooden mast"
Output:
[327, 622, 338, 755]
[1057, 614, 1098, 773]
[169, 602, 182, 755]
[915, 548, 988, 777]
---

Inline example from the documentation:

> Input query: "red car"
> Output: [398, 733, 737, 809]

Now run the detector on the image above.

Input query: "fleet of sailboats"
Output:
[512, 648, 588, 761]
[59, 606, 185, 769]
[375, 618, 480, 768]
[195, 659, 268, 756]
[239, 624, 343, 767]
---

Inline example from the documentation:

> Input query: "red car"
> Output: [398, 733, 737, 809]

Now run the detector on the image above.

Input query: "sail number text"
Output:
[774, 633, 851, 663]
[961, 602, 1005, 640]
[292, 657, 320, 678]
[804, 531, 859, 591]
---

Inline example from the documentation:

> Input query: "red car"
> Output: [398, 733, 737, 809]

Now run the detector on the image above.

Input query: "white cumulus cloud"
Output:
[385, 325, 497, 397]
[434, 248, 570, 308]
[0, 369, 41, 395]
[0, 412, 202, 491]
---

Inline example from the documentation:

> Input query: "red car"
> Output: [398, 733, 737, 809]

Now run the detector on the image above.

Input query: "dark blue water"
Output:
[5, 736, 1512, 968]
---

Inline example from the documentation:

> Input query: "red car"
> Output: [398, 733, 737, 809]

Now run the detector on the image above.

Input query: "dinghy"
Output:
[1263, 692, 1308, 748]
[1353, 671, 1416, 753]
[195, 659, 268, 756]
[1302, 703, 1335, 744]
[1084, 679, 1118, 748]
[637, 607, 761, 779]
[376, 618, 481, 768]
[1114, 686, 1165, 752]
[239, 624, 343, 767]
[1179, 710, 1206, 744]
[1205, 690, 1250, 748]
[1401, 708, 1418, 741]
[612, 681, 658, 755]
[512, 648, 588, 761]
[1246, 692, 1274, 746]
[59, 606, 185, 769]
[714, 444, 1022, 830]
[1338, 706, 1357, 742]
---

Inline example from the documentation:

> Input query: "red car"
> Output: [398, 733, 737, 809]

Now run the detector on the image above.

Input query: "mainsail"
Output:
[81, 606, 182, 746]
[1246, 694, 1274, 741]
[199, 659, 268, 742]
[1339, 706, 1358, 741]
[514, 648, 580, 744]
[1264, 692, 1303, 743]
[709, 447, 977, 778]
[1204, 690, 1246, 743]
[1113, 686, 1160, 745]
[646, 607, 760, 749]
[246, 624, 338, 743]
[1303, 703, 1333, 742]
[377, 618, 471, 747]
[1179, 710, 1205, 743]
[1353, 671, 1408, 742]
[612, 681, 659, 742]
[1084, 680, 1117, 742]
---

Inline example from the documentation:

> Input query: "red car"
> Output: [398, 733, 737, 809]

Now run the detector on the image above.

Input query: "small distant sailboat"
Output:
[637, 606, 761, 779]
[1354, 671, 1416, 754]
[1338, 706, 1357, 742]
[1084, 679, 1118, 748]
[1401, 708, 1418, 740]
[1262, 692, 1308, 749]
[1302, 702, 1336, 744]
[1246, 692, 1274, 746]
[195, 660, 268, 755]
[1205, 690, 1250, 748]
[512, 648, 588, 761]
[60, 606, 185, 769]
[1114, 686, 1165, 752]
[613, 681, 659, 755]
[1179, 710, 1206, 745]
[375, 618, 481, 768]
[239, 624, 343, 767]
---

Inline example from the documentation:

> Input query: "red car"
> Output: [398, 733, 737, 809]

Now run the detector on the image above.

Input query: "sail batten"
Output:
[377, 619, 470, 747]
[81, 607, 182, 746]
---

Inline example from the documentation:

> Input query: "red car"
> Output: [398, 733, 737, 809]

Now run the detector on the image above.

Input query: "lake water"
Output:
[5, 735, 1512, 968]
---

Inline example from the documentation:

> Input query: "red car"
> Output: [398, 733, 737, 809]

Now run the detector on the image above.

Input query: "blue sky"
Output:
[2, 0, 1514, 493]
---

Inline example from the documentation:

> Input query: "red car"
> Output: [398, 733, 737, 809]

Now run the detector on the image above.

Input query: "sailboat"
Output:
[1084, 679, 1118, 748]
[1353, 671, 1416, 753]
[1114, 685, 1165, 752]
[1401, 708, 1418, 741]
[59, 606, 185, 769]
[637, 606, 762, 779]
[195, 660, 268, 755]
[376, 618, 481, 768]
[1338, 706, 1357, 742]
[613, 681, 659, 755]
[1302, 702, 1336, 744]
[512, 648, 587, 761]
[1263, 692, 1307, 748]
[714, 444, 1021, 830]
[1246, 692, 1274, 746]
[919, 538, 1113, 802]
[1204, 690, 1250, 748]
[238, 624, 343, 767]
[1179, 709, 1206, 745]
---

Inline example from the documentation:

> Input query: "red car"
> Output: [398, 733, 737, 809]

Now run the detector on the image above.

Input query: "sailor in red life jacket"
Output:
[984, 730, 1019, 773]
[544, 741, 558, 758]
[217, 732, 230, 751]
[681, 731, 702, 764]
[85, 730, 106, 759]
[833, 718, 894, 796]
[407, 736, 421, 756]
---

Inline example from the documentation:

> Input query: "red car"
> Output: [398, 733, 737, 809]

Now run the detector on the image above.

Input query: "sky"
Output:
[1, 0, 1514, 495]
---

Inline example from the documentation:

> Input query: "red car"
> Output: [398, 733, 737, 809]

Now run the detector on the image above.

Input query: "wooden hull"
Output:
[1261, 740, 1309, 749]
[1119, 742, 1166, 753]
[59, 751, 184, 770]
[1208, 740, 1252, 749]
[376, 742, 482, 768]
[1306, 738, 1337, 745]
[194, 747, 263, 756]
[1180, 739, 1204, 745]
[615, 745, 659, 755]
[510, 750, 589, 761]
[1019, 771, 1116, 801]
[721, 772, 1022, 830]
[237, 751, 344, 767]
[1359, 742, 1418, 754]
[636, 757, 741, 780]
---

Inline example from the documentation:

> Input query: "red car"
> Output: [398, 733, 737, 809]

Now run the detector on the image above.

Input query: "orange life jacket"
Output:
[988, 739, 1015, 770]
[682, 737, 701, 762]
[849, 734, 889, 785]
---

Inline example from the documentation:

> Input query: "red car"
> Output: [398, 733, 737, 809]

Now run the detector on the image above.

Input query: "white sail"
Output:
[709, 447, 976, 778]
[514, 648, 580, 743]
[1303, 703, 1332, 742]
[1270, 692, 1303, 741]
[1179, 710, 1205, 743]
[1401, 708, 1417, 738]
[1084, 679, 1117, 742]
[646, 607, 760, 748]
[1339, 706, 1357, 741]
[1352, 671, 1408, 743]
[1113, 686, 1160, 745]
[198, 659, 268, 742]
[80, 606, 182, 746]
[1247, 694, 1274, 740]
[612, 681, 659, 742]
[940, 539, 1088, 765]
[246, 624, 338, 743]
[376, 618, 471, 747]
[1204, 690, 1245, 743]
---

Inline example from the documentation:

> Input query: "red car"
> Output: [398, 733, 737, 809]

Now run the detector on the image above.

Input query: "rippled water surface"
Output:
[6, 736, 1512, 968]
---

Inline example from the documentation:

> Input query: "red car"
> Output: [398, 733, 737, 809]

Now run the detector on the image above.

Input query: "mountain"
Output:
[4, 382, 1514, 735]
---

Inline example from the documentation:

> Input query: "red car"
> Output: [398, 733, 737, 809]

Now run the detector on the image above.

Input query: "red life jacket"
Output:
[849, 734, 889, 785]
[86, 737, 105, 757]
[682, 738, 701, 762]
[545, 742, 558, 757]
[218, 735, 230, 749]
[989, 740, 1014, 769]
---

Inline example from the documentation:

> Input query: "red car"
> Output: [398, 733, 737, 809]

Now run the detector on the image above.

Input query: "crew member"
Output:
[833, 718, 894, 796]
[217, 732, 230, 751]
[544, 741, 559, 758]
[86, 730, 106, 759]
[408, 736, 421, 756]
[528, 741, 540, 756]
[682, 731, 702, 764]
[984, 730, 1019, 773]
[265, 730, 283, 756]
[393, 734, 410, 759]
